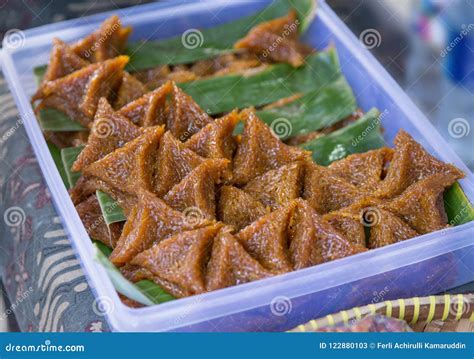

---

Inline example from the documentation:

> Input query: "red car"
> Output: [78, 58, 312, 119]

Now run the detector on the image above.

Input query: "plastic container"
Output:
[2, 0, 473, 332]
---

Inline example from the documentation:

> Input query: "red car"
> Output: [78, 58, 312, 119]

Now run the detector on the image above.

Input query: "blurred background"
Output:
[0, 0, 472, 331]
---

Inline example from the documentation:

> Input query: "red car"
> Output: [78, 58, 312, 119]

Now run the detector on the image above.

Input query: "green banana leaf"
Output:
[58, 141, 126, 223]
[126, 0, 316, 70]
[180, 49, 341, 115]
[59, 144, 126, 224]
[33, 65, 47, 86]
[94, 241, 113, 257]
[301, 108, 385, 166]
[47, 142, 68, 187]
[33, 69, 87, 132]
[256, 77, 356, 139]
[96, 190, 126, 225]
[444, 183, 474, 226]
[31, 0, 321, 132]
[57, 146, 174, 305]
[94, 243, 175, 305]
[38, 108, 86, 132]
[301, 109, 474, 225]
[34, 48, 341, 130]
[134, 280, 175, 304]
[60, 146, 85, 188]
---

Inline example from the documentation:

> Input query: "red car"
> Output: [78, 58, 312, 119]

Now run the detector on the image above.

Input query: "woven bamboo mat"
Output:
[289, 293, 473, 332]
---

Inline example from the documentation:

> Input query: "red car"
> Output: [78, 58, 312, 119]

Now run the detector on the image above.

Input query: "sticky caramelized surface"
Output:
[35, 56, 128, 128]
[36, 15, 467, 301]
[381, 173, 459, 234]
[243, 162, 304, 210]
[118, 81, 171, 127]
[167, 83, 213, 141]
[75, 109, 463, 298]
[232, 110, 310, 184]
[131, 224, 223, 297]
[185, 110, 239, 161]
[206, 229, 275, 291]
[163, 159, 230, 220]
[323, 209, 367, 248]
[328, 148, 393, 190]
[303, 162, 366, 214]
[75, 194, 123, 248]
[153, 131, 206, 197]
[114, 72, 148, 110]
[71, 15, 131, 63]
[235, 11, 311, 67]
[217, 185, 269, 231]
[83, 126, 164, 195]
[39, 38, 89, 84]
[72, 98, 143, 172]
[289, 199, 367, 267]
[367, 208, 419, 249]
[237, 203, 295, 272]
[375, 130, 463, 197]
[110, 190, 199, 266]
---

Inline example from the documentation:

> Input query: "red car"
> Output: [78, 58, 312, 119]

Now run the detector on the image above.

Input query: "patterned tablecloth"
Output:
[0, 74, 110, 332]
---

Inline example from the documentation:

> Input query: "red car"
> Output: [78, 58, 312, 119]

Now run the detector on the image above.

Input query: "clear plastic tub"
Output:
[2, 0, 473, 332]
